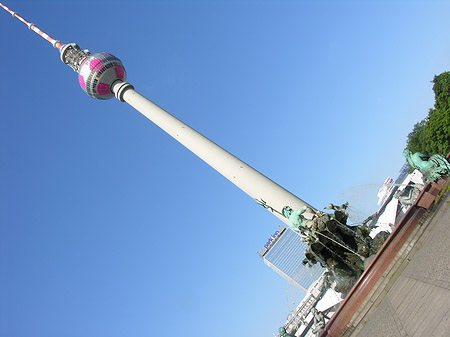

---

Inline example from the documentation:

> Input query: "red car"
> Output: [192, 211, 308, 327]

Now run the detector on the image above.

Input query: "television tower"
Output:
[0, 3, 314, 223]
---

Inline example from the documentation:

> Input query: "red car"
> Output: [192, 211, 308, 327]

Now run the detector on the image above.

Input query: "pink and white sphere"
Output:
[78, 53, 126, 99]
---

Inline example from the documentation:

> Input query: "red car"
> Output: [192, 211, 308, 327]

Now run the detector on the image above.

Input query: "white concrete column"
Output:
[113, 81, 313, 223]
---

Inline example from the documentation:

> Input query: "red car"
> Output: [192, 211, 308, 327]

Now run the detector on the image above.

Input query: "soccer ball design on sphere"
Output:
[78, 53, 126, 99]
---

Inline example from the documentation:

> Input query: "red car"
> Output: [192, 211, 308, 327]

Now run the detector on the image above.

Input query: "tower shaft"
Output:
[113, 82, 313, 223]
[0, 2, 315, 222]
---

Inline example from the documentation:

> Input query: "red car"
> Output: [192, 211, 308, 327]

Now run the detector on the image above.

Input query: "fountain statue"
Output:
[403, 150, 450, 183]
[278, 327, 295, 337]
[394, 181, 424, 208]
[311, 308, 327, 336]
[278, 202, 389, 294]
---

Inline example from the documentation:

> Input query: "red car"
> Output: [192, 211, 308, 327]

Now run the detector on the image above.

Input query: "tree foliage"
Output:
[405, 72, 450, 156]
[406, 118, 427, 154]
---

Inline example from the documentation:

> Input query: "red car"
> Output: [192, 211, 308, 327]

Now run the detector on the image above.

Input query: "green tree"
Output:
[432, 72, 450, 111]
[405, 72, 450, 156]
[406, 118, 427, 154]
[422, 107, 450, 155]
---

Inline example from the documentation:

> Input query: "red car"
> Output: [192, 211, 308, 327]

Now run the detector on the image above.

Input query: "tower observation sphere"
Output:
[77, 52, 126, 99]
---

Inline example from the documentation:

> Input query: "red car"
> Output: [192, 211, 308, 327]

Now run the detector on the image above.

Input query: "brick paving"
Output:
[351, 195, 450, 336]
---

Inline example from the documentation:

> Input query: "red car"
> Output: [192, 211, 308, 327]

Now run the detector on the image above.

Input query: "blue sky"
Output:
[1, 1, 450, 336]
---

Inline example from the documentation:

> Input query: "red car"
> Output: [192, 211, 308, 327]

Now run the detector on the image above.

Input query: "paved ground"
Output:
[352, 196, 450, 336]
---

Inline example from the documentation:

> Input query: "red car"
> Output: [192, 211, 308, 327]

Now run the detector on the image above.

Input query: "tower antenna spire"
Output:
[0, 3, 62, 49]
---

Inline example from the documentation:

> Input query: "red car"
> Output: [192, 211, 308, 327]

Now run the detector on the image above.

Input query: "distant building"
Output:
[377, 177, 395, 206]
[282, 273, 342, 336]
[377, 164, 412, 207]
[395, 163, 410, 184]
[371, 168, 425, 237]
[258, 225, 323, 293]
